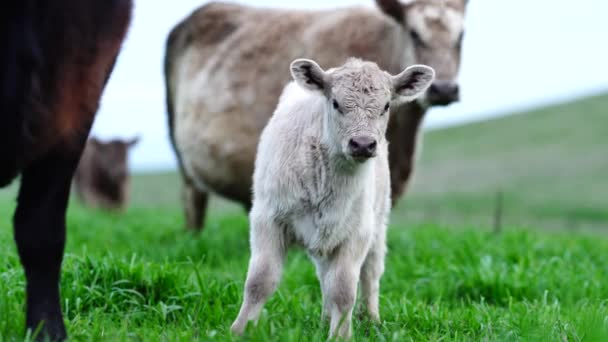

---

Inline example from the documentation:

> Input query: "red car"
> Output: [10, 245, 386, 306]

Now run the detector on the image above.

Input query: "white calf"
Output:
[231, 58, 434, 339]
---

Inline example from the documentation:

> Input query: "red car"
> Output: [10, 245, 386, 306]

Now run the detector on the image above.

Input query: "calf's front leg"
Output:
[231, 215, 286, 334]
[322, 238, 370, 339]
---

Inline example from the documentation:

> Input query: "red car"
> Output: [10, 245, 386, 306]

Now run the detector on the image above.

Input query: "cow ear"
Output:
[290, 59, 328, 92]
[127, 136, 140, 148]
[391, 65, 435, 102]
[376, 0, 405, 24]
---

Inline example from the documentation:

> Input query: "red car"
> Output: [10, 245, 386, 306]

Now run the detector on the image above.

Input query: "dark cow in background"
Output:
[0, 0, 131, 339]
[74, 137, 139, 211]
[165, 0, 468, 231]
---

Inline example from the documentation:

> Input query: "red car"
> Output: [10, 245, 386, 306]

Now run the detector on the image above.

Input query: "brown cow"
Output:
[73, 137, 139, 211]
[165, 0, 468, 230]
[0, 0, 131, 339]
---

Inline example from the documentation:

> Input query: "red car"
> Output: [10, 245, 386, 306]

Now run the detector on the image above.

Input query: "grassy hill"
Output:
[0, 92, 607, 340]
[401, 91, 608, 230]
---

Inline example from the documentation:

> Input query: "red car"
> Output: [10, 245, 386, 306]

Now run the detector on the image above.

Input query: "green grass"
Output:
[0, 92, 607, 340]
[1, 206, 607, 341]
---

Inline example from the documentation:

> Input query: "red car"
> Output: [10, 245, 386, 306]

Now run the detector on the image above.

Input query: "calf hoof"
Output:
[368, 311, 381, 323]
[230, 320, 246, 335]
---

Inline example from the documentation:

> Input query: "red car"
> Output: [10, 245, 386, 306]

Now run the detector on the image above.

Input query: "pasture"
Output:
[1, 93, 607, 340]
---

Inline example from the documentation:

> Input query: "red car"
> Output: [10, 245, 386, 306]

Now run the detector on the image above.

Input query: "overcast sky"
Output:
[92, 0, 608, 171]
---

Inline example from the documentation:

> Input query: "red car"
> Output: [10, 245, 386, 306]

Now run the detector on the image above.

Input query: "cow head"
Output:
[290, 58, 434, 163]
[88, 136, 139, 185]
[376, 0, 467, 106]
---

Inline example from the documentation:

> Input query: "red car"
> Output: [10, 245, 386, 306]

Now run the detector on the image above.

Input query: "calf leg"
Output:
[323, 241, 369, 339]
[359, 232, 386, 322]
[313, 258, 331, 321]
[181, 176, 208, 231]
[231, 216, 286, 334]
[13, 147, 84, 340]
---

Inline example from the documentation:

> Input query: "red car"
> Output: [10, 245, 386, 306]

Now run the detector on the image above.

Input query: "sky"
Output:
[92, 0, 608, 171]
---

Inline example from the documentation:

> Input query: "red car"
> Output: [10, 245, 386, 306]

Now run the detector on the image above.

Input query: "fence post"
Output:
[493, 191, 503, 234]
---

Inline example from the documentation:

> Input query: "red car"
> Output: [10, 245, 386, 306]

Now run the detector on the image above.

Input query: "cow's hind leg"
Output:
[13, 145, 84, 340]
[231, 215, 286, 334]
[182, 175, 209, 231]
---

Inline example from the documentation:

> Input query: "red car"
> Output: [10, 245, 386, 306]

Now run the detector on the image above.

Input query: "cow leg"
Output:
[182, 176, 208, 231]
[13, 147, 83, 340]
[359, 232, 386, 322]
[231, 215, 285, 334]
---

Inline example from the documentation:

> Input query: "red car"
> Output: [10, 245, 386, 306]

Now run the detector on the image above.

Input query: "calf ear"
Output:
[376, 0, 405, 24]
[391, 65, 435, 102]
[290, 59, 328, 92]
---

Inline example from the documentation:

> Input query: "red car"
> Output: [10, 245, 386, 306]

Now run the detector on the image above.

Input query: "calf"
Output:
[74, 137, 139, 211]
[0, 1, 131, 339]
[231, 58, 434, 339]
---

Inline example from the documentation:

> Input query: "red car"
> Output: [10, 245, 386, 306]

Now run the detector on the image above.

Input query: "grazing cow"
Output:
[73, 137, 139, 211]
[0, 1, 131, 339]
[231, 58, 434, 338]
[165, 0, 468, 230]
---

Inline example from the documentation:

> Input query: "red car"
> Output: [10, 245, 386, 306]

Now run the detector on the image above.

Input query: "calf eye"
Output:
[381, 102, 390, 115]
[332, 99, 343, 114]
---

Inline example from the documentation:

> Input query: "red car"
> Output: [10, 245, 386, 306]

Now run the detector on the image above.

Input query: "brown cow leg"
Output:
[13, 146, 83, 341]
[182, 177, 209, 231]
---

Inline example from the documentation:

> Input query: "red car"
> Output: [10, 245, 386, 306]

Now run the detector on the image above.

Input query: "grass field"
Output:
[0, 93, 607, 340]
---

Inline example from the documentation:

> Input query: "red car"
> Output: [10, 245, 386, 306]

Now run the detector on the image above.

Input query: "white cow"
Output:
[231, 58, 435, 339]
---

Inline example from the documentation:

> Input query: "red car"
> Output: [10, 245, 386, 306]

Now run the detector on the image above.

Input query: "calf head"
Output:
[376, 0, 467, 106]
[290, 58, 434, 163]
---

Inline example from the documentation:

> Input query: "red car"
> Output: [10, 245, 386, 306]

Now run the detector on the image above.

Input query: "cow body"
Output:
[165, 0, 467, 230]
[74, 137, 138, 211]
[0, 1, 131, 339]
[231, 58, 434, 339]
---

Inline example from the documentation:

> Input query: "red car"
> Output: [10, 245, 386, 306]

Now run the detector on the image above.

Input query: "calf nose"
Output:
[428, 81, 460, 106]
[348, 137, 377, 159]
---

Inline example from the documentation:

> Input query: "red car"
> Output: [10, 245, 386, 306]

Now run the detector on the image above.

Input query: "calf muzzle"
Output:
[348, 137, 377, 160]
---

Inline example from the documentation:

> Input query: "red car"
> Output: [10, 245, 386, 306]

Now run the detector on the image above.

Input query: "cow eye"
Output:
[409, 30, 425, 47]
